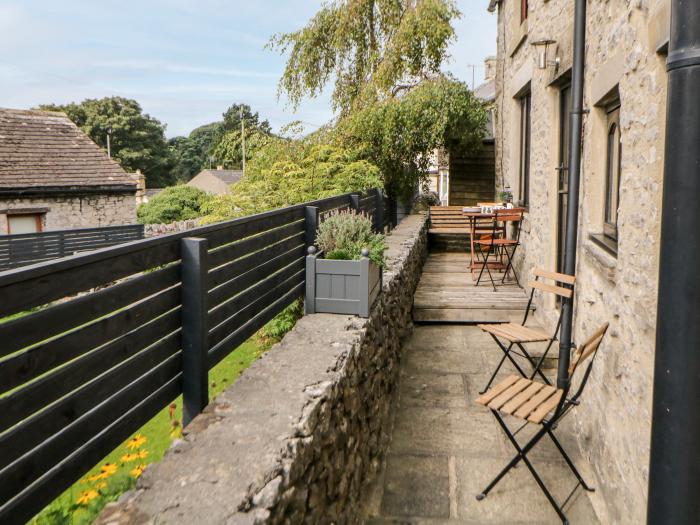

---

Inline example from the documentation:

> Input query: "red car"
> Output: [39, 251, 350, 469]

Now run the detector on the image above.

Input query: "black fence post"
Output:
[181, 237, 209, 427]
[350, 193, 361, 213]
[305, 206, 319, 249]
[386, 197, 398, 229]
[374, 189, 384, 233]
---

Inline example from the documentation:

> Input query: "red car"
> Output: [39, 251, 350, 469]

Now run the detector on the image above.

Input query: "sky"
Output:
[0, 1, 496, 138]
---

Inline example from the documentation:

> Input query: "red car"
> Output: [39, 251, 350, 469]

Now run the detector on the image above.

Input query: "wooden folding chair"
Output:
[477, 269, 576, 394]
[475, 323, 610, 524]
[474, 209, 524, 290]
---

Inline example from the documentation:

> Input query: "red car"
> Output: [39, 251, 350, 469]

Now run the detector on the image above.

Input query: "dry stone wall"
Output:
[144, 219, 201, 237]
[96, 214, 428, 525]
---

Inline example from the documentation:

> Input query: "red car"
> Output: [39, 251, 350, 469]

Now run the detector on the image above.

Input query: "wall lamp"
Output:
[531, 39, 559, 70]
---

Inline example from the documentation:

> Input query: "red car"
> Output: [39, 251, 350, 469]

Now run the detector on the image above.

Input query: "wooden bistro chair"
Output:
[477, 269, 576, 395]
[473, 209, 524, 291]
[474, 323, 610, 525]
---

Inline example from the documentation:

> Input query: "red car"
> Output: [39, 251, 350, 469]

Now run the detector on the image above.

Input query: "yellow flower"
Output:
[136, 450, 149, 460]
[76, 489, 99, 505]
[130, 464, 146, 478]
[95, 482, 107, 490]
[126, 434, 147, 450]
[120, 453, 139, 463]
[100, 463, 118, 476]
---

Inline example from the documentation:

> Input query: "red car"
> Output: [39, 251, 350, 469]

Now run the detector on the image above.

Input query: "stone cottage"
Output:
[488, 0, 670, 522]
[187, 166, 243, 195]
[0, 108, 139, 234]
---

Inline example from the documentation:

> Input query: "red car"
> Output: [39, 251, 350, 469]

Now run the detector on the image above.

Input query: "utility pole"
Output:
[106, 127, 112, 158]
[240, 106, 246, 174]
[466, 64, 477, 90]
[648, 1, 700, 522]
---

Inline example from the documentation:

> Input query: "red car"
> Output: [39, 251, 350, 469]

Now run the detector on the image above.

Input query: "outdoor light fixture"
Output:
[531, 39, 559, 70]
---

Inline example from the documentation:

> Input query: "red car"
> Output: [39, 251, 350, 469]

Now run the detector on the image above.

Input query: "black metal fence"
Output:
[0, 189, 394, 524]
[0, 224, 145, 271]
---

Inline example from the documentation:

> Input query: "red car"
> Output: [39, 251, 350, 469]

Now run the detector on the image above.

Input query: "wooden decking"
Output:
[413, 252, 531, 323]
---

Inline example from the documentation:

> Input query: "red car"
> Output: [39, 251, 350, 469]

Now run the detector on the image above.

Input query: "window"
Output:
[518, 92, 532, 207]
[7, 213, 43, 234]
[604, 100, 621, 243]
[521, 0, 528, 22]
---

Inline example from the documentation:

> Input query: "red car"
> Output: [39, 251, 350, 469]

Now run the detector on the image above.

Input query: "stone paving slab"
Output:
[364, 324, 600, 524]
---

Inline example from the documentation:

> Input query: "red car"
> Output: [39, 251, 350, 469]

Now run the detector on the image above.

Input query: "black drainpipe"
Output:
[557, 0, 587, 389]
[648, 1, 700, 522]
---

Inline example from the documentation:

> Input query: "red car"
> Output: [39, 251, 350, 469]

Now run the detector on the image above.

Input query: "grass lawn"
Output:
[30, 337, 268, 525]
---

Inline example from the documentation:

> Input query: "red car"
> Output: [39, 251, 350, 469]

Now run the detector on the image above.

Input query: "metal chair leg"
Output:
[515, 342, 552, 385]
[546, 430, 595, 492]
[479, 342, 514, 394]
[479, 412, 570, 524]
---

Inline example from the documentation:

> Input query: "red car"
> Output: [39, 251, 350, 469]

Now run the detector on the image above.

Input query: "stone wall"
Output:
[144, 218, 201, 237]
[0, 194, 137, 234]
[97, 213, 429, 525]
[493, 0, 669, 522]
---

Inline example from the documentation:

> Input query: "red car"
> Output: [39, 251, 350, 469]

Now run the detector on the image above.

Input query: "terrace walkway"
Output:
[363, 246, 599, 524]
[364, 324, 599, 523]
[413, 252, 531, 323]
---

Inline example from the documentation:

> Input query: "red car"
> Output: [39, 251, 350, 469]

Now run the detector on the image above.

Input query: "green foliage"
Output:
[167, 121, 223, 182]
[201, 134, 382, 222]
[315, 210, 386, 267]
[221, 103, 272, 134]
[260, 299, 304, 343]
[137, 186, 209, 224]
[38, 97, 175, 188]
[270, 0, 461, 113]
[169, 104, 274, 180]
[335, 77, 488, 199]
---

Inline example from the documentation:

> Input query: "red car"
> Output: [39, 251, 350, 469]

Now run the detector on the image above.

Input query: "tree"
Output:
[39, 97, 175, 188]
[221, 103, 272, 134]
[270, 0, 461, 113]
[136, 185, 210, 224]
[168, 122, 224, 182]
[201, 134, 382, 222]
[335, 77, 488, 198]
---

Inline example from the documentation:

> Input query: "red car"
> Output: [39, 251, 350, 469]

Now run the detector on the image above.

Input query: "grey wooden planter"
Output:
[305, 247, 382, 318]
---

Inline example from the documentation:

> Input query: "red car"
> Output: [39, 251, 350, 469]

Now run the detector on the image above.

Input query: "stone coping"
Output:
[96, 213, 428, 525]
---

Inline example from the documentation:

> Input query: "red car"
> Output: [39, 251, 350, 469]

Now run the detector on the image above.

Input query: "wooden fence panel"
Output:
[0, 189, 386, 524]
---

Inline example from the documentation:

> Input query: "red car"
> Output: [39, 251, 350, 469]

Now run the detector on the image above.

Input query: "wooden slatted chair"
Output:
[477, 268, 575, 394]
[473, 208, 525, 290]
[474, 323, 610, 525]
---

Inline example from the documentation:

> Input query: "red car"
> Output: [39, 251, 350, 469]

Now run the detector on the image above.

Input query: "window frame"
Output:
[7, 213, 44, 234]
[521, 0, 528, 22]
[603, 100, 622, 243]
[518, 91, 532, 208]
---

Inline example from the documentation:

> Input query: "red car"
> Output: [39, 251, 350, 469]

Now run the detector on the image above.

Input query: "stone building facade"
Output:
[490, 0, 670, 522]
[0, 108, 138, 234]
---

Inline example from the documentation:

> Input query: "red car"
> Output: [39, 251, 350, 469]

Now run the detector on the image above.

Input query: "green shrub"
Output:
[315, 210, 386, 267]
[137, 186, 209, 224]
[260, 299, 304, 342]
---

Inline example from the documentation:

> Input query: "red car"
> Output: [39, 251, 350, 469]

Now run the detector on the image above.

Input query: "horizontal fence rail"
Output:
[0, 224, 145, 271]
[0, 188, 394, 524]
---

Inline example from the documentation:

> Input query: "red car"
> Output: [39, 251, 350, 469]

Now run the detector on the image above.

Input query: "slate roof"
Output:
[198, 169, 244, 185]
[0, 108, 137, 194]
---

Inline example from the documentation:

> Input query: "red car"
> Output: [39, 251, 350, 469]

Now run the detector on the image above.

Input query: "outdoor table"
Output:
[462, 210, 500, 280]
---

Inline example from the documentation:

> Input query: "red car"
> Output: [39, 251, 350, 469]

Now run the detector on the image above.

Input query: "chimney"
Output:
[484, 56, 497, 81]
[216, 165, 224, 170]
[134, 169, 146, 205]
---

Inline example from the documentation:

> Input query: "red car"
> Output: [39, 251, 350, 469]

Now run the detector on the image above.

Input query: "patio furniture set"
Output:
[428, 205, 610, 523]
[428, 204, 525, 291]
